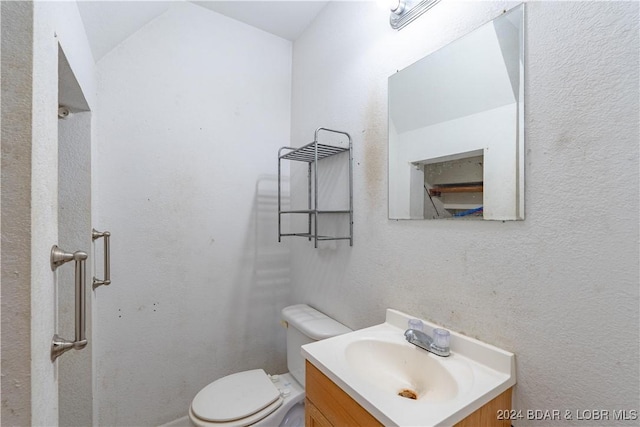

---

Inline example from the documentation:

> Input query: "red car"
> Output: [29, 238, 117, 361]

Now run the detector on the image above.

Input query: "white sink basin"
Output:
[302, 309, 515, 427]
[345, 338, 471, 402]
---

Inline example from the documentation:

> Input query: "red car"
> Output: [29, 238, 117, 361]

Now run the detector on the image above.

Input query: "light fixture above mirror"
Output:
[389, 0, 441, 30]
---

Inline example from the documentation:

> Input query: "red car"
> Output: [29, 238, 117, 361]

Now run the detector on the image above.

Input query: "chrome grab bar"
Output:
[92, 229, 111, 288]
[50, 245, 88, 361]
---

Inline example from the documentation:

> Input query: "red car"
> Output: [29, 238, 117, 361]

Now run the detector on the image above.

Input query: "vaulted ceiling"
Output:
[76, 1, 329, 62]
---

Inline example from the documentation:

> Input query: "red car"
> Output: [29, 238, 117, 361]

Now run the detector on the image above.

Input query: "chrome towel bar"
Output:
[50, 245, 88, 361]
[92, 229, 111, 288]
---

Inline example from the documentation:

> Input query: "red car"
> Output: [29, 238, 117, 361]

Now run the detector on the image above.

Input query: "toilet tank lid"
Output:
[281, 304, 352, 340]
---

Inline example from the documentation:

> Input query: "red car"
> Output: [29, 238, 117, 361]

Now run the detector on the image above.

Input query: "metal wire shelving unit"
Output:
[278, 127, 353, 248]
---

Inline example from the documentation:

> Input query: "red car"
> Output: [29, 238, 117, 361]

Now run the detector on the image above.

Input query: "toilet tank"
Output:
[281, 304, 351, 386]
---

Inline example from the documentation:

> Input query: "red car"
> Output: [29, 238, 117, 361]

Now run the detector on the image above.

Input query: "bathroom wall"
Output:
[291, 1, 639, 424]
[2, 3, 36, 425]
[58, 110, 93, 427]
[94, 3, 292, 425]
[2, 1, 96, 425]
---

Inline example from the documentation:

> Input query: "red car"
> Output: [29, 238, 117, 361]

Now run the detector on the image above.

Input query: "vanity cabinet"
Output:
[305, 360, 512, 427]
[305, 361, 383, 427]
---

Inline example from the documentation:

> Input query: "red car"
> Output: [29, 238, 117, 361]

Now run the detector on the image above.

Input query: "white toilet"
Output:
[188, 304, 351, 427]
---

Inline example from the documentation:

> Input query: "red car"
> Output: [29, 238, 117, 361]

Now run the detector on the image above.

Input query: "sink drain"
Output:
[398, 389, 418, 400]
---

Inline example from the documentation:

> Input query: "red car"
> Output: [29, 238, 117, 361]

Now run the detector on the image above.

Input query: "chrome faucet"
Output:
[404, 328, 450, 357]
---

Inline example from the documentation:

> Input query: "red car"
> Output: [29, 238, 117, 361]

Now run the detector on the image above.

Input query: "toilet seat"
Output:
[191, 369, 283, 426]
[190, 372, 305, 427]
[189, 399, 283, 427]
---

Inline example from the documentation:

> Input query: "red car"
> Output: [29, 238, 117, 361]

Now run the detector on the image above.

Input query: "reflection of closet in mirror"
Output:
[422, 153, 484, 219]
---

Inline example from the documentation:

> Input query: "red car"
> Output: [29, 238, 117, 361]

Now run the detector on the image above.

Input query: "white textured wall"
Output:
[1, 3, 35, 425]
[34, 3, 96, 425]
[30, 3, 61, 424]
[49, 1, 97, 110]
[291, 1, 639, 424]
[4, 1, 110, 424]
[94, 3, 292, 425]
[58, 111, 93, 427]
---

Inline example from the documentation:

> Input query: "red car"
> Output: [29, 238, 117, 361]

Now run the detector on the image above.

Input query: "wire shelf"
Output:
[279, 142, 349, 163]
[277, 127, 353, 248]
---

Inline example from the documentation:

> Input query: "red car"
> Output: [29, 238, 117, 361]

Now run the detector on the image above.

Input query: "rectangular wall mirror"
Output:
[388, 4, 524, 220]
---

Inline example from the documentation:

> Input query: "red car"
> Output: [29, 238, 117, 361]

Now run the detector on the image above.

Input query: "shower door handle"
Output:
[50, 245, 88, 361]
[92, 229, 111, 288]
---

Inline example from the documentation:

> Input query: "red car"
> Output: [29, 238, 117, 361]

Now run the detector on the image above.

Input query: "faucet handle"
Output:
[432, 328, 450, 351]
[408, 318, 424, 331]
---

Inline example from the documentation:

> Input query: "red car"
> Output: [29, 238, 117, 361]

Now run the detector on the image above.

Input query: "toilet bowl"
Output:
[188, 305, 351, 427]
[189, 371, 304, 427]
